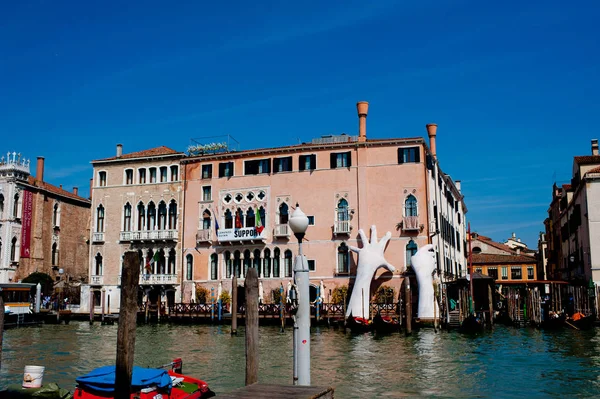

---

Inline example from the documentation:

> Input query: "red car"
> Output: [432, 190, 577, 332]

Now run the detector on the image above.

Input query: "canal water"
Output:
[2, 322, 600, 398]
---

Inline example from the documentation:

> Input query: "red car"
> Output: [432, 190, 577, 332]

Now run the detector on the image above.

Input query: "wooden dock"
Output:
[218, 384, 334, 398]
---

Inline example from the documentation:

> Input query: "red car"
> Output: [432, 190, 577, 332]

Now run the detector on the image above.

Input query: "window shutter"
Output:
[219, 163, 225, 177]
[273, 158, 280, 172]
[266, 160, 271, 174]
[330, 153, 336, 168]
[310, 154, 316, 170]
[415, 147, 421, 163]
[299, 156, 305, 171]
[346, 151, 352, 167]
[398, 148, 404, 164]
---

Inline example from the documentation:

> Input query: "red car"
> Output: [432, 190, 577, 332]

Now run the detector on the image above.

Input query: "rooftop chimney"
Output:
[592, 139, 598, 156]
[426, 124, 437, 158]
[516, 248, 521, 255]
[59, 184, 62, 189]
[73, 187, 78, 196]
[36, 156, 45, 182]
[356, 101, 369, 143]
[89, 178, 93, 200]
[455, 180, 461, 192]
[116, 144, 123, 158]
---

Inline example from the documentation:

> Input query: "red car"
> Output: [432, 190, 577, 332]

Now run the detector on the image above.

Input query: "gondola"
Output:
[460, 314, 484, 334]
[372, 313, 400, 334]
[346, 315, 372, 333]
[540, 312, 566, 330]
[566, 313, 596, 330]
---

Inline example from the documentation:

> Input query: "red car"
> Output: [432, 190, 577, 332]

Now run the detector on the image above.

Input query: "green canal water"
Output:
[2, 322, 600, 398]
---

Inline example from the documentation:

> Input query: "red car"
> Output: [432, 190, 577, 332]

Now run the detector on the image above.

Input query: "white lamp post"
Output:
[289, 203, 310, 386]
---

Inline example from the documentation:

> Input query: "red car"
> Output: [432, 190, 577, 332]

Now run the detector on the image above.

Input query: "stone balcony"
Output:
[119, 229, 178, 242]
[139, 274, 178, 285]
[90, 275, 103, 285]
[196, 229, 213, 244]
[273, 224, 290, 238]
[402, 216, 420, 231]
[333, 220, 351, 235]
[92, 232, 105, 243]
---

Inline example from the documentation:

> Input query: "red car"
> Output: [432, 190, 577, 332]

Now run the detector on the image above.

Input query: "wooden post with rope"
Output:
[245, 267, 259, 385]
[0, 289, 4, 370]
[405, 277, 412, 335]
[231, 274, 238, 335]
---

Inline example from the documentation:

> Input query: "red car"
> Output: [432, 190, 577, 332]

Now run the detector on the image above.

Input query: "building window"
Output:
[158, 201, 167, 230]
[0, 194, 4, 219]
[186, 254, 193, 280]
[10, 237, 17, 262]
[337, 198, 349, 222]
[337, 243, 349, 274]
[52, 203, 60, 227]
[273, 248, 281, 277]
[246, 208, 255, 228]
[210, 254, 218, 280]
[235, 208, 244, 229]
[13, 193, 19, 219]
[224, 209, 233, 229]
[170, 165, 179, 182]
[138, 169, 146, 184]
[160, 167, 168, 182]
[245, 159, 270, 175]
[125, 169, 133, 185]
[527, 267, 534, 280]
[308, 260, 316, 272]
[307, 216, 315, 226]
[273, 156, 292, 173]
[233, 251, 241, 278]
[406, 240, 418, 267]
[219, 162, 234, 178]
[168, 200, 177, 229]
[96, 205, 105, 232]
[472, 247, 482, 254]
[258, 206, 266, 228]
[99, 171, 107, 187]
[137, 202, 146, 230]
[405, 195, 418, 217]
[224, 251, 232, 279]
[203, 186, 212, 202]
[202, 164, 213, 179]
[278, 203, 289, 224]
[330, 152, 351, 168]
[243, 250, 251, 277]
[501, 266, 508, 280]
[263, 248, 271, 278]
[475, 268, 482, 274]
[147, 202, 156, 230]
[51, 243, 58, 266]
[149, 168, 157, 183]
[511, 267, 522, 280]
[168, 249, 176, 274]
[95, 253, 103, 275]
[299, 154, 316, 171]
[123, 203, 132, 231]
[398, 147, 420, 164]
[487, 267, 498, 280]
[284, 250, 293, 277]
[201, 210, 211, 230]
[253, 249, 262, 278]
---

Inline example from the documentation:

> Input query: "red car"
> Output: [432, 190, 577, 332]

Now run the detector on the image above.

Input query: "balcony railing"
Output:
[92, 232, 105, 242]
[196, 229, 212, 243]
[333, 220, 351, 235]
[120, 229, 178, 242]
[403, 216, 420, 231]
[91, 275, 103, 285]
[273, 224, 290, 238]
[140, 274, 178, 285]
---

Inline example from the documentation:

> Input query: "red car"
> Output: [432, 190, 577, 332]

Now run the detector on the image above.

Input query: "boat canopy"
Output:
[76, 366, 172, 393]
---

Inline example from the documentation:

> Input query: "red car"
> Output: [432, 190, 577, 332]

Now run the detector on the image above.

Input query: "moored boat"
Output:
[346, 315, 371, 333]
[566, 312, 595, 330]
[460, 314, 484, 334]
[540, 312, 566, 330]
[372, 313, 400, 334]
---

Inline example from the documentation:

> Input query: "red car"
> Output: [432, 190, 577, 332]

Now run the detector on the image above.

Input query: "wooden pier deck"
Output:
[218, 384, 334, 398]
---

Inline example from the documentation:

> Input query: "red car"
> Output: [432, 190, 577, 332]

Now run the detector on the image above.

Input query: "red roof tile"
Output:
[26, 176, 90, 203]
[574, 155, 600, 165]
[93, 146, 183, 163]
[587, 165, 600, 174]
[562, 184, 572, 191]
[477, 236, 516, 254]
[472, 253, 536, 264]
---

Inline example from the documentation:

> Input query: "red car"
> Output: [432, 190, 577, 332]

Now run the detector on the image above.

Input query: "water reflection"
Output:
[3, 323, 600, 398]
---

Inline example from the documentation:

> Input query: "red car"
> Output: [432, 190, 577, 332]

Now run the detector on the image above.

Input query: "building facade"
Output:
[0, 152, 90, 284]
[82, 145, 184, 314]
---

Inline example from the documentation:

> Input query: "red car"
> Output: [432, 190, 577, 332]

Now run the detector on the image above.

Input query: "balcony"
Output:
[273, 224, 290, 238]
[333, 220, 351, 235]
[196, 229, 213, 244]
[120, 229, 178, 242]
[140, 274, 178, 285]
[91, 275, 103, 285]
[402, 216, 420, 231]
[92, 232, 105, 243]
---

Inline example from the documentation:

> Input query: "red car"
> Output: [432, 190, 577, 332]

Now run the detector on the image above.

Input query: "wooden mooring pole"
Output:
[115, 251, 141, 399]
[245, 267, 259, 386]
[231, 274, 238, 335]
[405, 278, 412, 335]
[89, 289, 94, 324]
[0, 290, 4, 370]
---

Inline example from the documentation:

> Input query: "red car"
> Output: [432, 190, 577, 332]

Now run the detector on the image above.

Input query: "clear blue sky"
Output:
[2, 0, 599, 248]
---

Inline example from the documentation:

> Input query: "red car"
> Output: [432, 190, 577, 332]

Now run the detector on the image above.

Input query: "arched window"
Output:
[210, 254, 218, 280]
[225, 209, 233, 229]
[96, 205, 105, 232]
[156, 249, 166, 274]
[10, 237, 18, 262]
[0, 194, 4, 218]
[137, 202, 145, 231]
[258, 206, 266, 228]
[95, 253, 103, 275]
[253, 249, 262, 277]
[147, 202, 156, 230]
[52, 203, 59, 227]
[186, 254, 193, 280]
[263, 248, 271, 278]
[202, 210, 212, 230]
[278, 203, 289, 224]
[146, 249, 155, 274]
[158, 201, 167, 230]
[224, 251, 232, 278]
[284, 250, 293, 277]
[337, 243, 349, 274]
[406, 240, 418, 267]
[246, 208, 255, 228]
[233, 251, 241, 278]
[13, 193, 19, 219]
[472, 247, 482, 254]
[52, 243, 58, 266]
[168, 200, 177, 229]
[337, 199, 349, 222]
[405, 195, 418, 217]
[235, 208, 244, 229]
[0, 239, 2, 263]
[243, 249, 251, 277]
[273, 248, 281, 277]
[168, 248, 176, 274]
[123, 203, 132, 231]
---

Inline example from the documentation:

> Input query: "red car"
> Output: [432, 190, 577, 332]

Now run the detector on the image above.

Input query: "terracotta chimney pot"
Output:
[356, 101, 369, 142]
[36, 156, 45, 182]
[426, 124, 438, 158]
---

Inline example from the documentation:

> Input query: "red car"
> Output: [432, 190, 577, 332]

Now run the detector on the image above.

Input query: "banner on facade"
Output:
[20, 189, 33, 258]
[217, 227, 265, 242]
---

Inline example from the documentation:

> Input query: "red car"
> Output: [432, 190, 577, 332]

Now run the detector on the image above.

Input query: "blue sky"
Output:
[2, 0, 599, 248]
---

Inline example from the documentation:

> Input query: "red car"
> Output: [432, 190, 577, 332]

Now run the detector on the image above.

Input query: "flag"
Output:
[255, 207, 264, 234]
[214, 209, 220, 234]
[145, 252, 159, 273]
[235, 210, 242, 229]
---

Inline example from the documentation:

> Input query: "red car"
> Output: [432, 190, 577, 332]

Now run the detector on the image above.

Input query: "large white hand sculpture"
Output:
[411, 244, 439, 320]
[346, 226, 397, 319]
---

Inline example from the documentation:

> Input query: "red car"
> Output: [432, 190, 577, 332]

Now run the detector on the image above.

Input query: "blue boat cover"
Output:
[76, 366, 172, 393]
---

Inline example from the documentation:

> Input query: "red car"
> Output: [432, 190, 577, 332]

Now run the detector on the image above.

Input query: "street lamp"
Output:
[289, 203, 310, 386]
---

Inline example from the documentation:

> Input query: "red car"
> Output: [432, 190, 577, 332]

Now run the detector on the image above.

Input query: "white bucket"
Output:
[22, 365, 45, 388]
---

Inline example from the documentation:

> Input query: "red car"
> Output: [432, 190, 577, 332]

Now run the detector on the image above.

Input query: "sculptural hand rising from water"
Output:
[346, 226, 398, 319]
